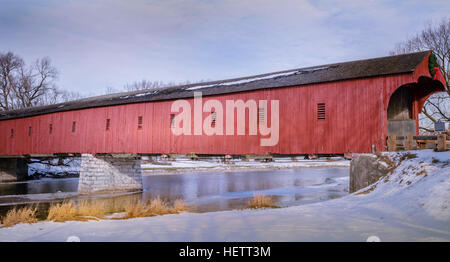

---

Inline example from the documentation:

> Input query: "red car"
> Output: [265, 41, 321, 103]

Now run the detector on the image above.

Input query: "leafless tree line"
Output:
[1, 50, 203, 110]
[390, 17, 449, 133]
[0, 51, 81, 111]
[104, 79, 205, 94]
[123, 79, 168, 92]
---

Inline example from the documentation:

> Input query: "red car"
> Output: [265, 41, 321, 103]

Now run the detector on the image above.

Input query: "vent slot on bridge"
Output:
[317, 103, 326, 120]
[138, 116, 143, 130]
[211, 111, 216, 127]
[258, 107, 265, 123]
[170, 114, 175, 128]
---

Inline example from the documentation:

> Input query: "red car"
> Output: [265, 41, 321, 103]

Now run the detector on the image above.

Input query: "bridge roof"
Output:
[0, 51, 430, 120]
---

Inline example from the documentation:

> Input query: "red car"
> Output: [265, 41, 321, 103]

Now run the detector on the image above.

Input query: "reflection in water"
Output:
[0, 178, 78, 196]
[0, 168, 349, 217]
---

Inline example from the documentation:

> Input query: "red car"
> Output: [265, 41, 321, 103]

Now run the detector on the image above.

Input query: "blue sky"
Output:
[0, 0, 449, 96]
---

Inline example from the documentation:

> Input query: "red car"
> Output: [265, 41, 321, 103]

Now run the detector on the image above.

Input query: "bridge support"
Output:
[0, 158, 28, 182]
[349, 154, 391, 193]
[78, 154, 143, 195]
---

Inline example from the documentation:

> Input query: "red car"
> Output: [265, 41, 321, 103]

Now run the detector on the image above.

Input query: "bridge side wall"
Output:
[78, 154, 143, 195]
[0, 73, 415, 155]
[1, 53, 444, 156]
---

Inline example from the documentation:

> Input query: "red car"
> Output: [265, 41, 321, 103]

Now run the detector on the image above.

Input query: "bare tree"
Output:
[58, 90, 83, 102]
[35, 87, 83, 105]
[0, 52, 24, 110]
[104, 86, 120, 95]
[390, 17, 449, 133]
[0, 51, 66, 111]
[122, 79, 208, 93]
[123, 79, 166, 91]
[12, 57, 59, 108]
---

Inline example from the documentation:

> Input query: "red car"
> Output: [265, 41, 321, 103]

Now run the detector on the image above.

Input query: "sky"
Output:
[0, 0, 449, 96]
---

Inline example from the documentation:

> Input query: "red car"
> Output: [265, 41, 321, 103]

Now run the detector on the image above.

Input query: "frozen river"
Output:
[0, 168, 349, 217]
[1, 150, 448, 242]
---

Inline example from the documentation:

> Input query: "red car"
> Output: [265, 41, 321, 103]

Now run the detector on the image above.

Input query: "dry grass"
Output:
[98, 196, 138, 214]
[123, 197, 189, 219]
[377, 155, 397, 170]
[47, 200, 108, 222]
[46, 201, 78, 222]
[246, 194, 279, 209]
[1, 206, 38, 228]
[356, 185, 377, 195]
[400, 152, 417, 161]
[148, 197, 169, 215]
[3, 196, 191, 224]
[123, 201, 149, 218]
[171, 199, 189, 213]
[77, 200, 106, 218]
[416, 170, 428, 177]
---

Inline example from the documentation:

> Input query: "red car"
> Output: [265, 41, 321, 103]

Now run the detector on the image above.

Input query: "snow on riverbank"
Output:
[28, 158, 80, 178]
[142, 157, 350, 173]
[25, 156, 349, 177]
[0, 150, 449, 242]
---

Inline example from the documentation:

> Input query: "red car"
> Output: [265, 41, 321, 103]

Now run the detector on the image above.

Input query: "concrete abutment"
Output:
[349, 154, 391, 193]
[78, 154, 143, 195]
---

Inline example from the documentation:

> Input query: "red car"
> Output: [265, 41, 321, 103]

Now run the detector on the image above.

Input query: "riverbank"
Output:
[23, 157, 350, 177]
[142, 157, 350, 175]
[0, 150, 448, 241]
[1, 167, 349, 216]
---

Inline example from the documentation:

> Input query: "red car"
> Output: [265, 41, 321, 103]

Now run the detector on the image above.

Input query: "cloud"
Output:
[0, 0, 449, 95]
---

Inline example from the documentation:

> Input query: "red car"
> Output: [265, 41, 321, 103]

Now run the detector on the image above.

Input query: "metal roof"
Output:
[0, 51, 430, 120]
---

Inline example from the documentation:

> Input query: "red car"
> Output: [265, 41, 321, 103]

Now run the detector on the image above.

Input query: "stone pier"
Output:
[0, 158, 28, 182]
[349, 154, 391, 193]
[78, 154, 143, 195]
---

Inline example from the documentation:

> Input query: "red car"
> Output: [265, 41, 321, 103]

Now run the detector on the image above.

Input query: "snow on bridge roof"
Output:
[0, 51, 430, 120]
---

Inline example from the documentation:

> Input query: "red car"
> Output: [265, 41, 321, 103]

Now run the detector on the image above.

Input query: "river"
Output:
[0, 168, 349, 218]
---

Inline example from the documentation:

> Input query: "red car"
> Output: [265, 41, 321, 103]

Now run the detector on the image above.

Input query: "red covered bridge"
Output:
[0, 51, 446, 157]
[0, 51, 447, 193]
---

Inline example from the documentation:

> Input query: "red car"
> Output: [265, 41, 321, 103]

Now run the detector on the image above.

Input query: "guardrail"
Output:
[387, 133, 449, 151]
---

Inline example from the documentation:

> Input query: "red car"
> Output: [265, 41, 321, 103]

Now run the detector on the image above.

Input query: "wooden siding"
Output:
[0, 53, 445, 155]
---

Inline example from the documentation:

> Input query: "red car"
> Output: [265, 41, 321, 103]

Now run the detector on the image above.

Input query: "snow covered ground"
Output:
[25, 156, 349, 177]
[28, 158, 80, 178]
[0, 150, 449, 242]
[142, 157, 350, 173]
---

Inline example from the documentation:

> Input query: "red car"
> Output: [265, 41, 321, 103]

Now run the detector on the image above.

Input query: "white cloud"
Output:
[0, 0, 449, 95]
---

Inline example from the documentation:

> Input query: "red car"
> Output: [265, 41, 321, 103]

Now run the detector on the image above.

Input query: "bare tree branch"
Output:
[419, 126, 435, 133]
[0, 51, 81, 111]
[391, 17, 450, 133]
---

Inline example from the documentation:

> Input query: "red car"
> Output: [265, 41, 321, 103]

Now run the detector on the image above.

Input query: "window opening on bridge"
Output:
[317, 103, 326, 120]
[10, 129, 14, 138]
[28, 126, 32, 136]
[49, 124, 53, 134]
[211, 111, 216, 127]
[170, 114, 175, 128]
[258, 107, 265, 123]
[72, 121, 76, 133]
[138, 116, 143, 130]
[106, 119, 110, 131]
